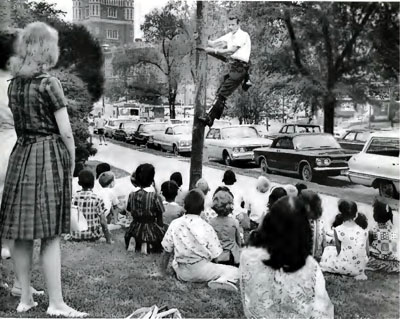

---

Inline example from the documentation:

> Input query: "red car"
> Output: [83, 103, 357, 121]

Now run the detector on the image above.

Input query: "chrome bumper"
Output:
[313, 166, 349, 172]
[231, 152, 254, 161]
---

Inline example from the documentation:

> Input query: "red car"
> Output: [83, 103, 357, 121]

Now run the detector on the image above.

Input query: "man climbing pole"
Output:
[197, 15, 252, 127]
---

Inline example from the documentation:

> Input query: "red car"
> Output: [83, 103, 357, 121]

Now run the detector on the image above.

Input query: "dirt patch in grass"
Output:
[0, 230, 398, 318]
[85, 160, 130, 179]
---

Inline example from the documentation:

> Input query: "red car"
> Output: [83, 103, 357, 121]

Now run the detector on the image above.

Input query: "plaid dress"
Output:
[0, 74, 72, 240]
[71, 190, 108, 241]
[125, 189, 165, 248]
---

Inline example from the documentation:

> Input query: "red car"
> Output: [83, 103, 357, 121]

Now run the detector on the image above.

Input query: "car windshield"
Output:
[294, 134, 340, 149]
[297, 126, 321, 133]
[174, 125, 191, 135]
[222, 127, 259, 139]
[143, 124, 166, 133]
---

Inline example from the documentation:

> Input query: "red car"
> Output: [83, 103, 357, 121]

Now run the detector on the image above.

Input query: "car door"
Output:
[204, 129, 215, 158]
[339, 131, 357, 150]
[353, 132, 370, 151]
[164, 127, 174, 150]
[266, 138, 284, 169]
[134, 124, 144, 144]
[363, 137, 399, 180]
[279, 137, 297, 171]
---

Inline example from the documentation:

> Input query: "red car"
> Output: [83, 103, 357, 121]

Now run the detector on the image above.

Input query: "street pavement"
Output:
[89, 137, 398, 231]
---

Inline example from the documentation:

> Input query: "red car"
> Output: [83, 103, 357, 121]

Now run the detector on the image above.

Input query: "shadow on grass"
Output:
[0, 230, 398, 318]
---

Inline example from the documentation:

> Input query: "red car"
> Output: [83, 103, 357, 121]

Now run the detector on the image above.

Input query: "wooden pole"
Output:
[189, 1, 208, 190]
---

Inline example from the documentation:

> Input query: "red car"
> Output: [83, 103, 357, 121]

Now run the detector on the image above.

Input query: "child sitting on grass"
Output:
[209, 188, 242, 266]
[367, 200, 399, 273]
[97, 171, 125, 225]
[300, 190, 326, 261]
[161, 180, 185, 228]
[125, 164, 165, 254]
[241, 196, 334, 318]
[320, 199, 368, 280]
[247, 176, 270, 230]
[71, 169, 112, 243]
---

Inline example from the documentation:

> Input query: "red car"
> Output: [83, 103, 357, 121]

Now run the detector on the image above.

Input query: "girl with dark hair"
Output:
[320, 199, 369, 280]
[366, 200, 399, 273]
[170, 172, 187, 206]
[125, 164, 165, 254]
[300, 190, 327, 261]
[240, 196, 333, 318]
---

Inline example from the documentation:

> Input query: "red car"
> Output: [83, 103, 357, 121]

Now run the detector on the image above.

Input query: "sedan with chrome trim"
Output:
[253, 133, 352, 182]
[204, 125, 272, 166]
[153, 125, 192, 155]
[347, 131, 399, 199]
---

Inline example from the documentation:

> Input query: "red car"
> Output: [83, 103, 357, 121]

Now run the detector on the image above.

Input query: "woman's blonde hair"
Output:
[9, 22, 59, 77]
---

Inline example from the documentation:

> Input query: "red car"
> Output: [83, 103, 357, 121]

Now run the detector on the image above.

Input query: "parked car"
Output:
[131, 122, 167, 146]
[336, 129, 374, 152]
[268, 123, 322, 139]
[104, 119, 132, 138]
[153, 124, 192, 155]
[253, 124, 270, 138]
[347, 131, 400, 199]
[253, 133, 352, 182]
[204, 125, 272, 166]
[113, 121, 140, 142]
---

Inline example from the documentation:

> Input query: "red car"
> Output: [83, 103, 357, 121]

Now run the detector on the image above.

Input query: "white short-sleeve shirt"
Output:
[162, 214, 223, 264]
[217, 28, 251, 63]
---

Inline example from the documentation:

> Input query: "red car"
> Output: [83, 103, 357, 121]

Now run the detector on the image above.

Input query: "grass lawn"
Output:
[0, 228, 399, 318]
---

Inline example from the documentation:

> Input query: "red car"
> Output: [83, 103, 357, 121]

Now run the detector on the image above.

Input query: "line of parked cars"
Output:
[96, 118, 399, 199]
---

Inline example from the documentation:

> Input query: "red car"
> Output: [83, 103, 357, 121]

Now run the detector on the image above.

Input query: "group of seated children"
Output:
[67, 163, 398, 317]
[71, 164, 399, 280]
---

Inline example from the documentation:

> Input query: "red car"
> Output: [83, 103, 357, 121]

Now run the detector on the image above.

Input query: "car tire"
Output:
[300, 163, 313, 182]
[173, 144, 180, 156]
[223, 152, 233, 166]
[379, 180, 399, 199]
[260, 157, 271, 174]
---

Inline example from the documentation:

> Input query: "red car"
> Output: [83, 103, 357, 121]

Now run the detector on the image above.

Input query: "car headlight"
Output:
[179, 140, 190, 146]
[233, 147, 239, 153]
[239, 147, 246, 153]
[316, 158, 331, 166]
[148, 137, 154, 143]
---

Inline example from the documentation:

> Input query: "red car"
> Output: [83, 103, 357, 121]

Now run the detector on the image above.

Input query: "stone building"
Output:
[72, 0, 134, 46]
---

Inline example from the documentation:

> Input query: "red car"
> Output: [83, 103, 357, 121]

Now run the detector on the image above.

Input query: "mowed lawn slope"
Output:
[0, 229, 399, 318]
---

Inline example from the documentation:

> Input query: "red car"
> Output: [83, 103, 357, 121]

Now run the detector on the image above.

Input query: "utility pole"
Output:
[189, 1, 208, 190]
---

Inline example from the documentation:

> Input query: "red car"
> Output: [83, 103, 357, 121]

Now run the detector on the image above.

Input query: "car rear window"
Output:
[143, 124, 166, 133]
[366, 137, 399, 157]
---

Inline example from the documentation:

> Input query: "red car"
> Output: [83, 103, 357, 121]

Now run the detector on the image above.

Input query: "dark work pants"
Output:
[207, 58, 249, 122]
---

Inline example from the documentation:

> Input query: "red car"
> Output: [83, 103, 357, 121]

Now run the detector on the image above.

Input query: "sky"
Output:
[28, 0, 171, 38]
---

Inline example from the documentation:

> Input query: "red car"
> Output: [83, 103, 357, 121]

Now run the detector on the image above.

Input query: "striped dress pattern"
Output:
[0, 73, 72, 240]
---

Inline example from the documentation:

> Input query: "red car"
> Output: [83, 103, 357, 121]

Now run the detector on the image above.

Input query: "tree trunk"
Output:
[168, 86, 176, 119]
[323, 93, 336, 134]
[189, 1, 208, 190]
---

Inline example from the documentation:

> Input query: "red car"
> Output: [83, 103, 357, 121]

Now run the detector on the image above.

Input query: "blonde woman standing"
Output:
[0, 22, 87, 317]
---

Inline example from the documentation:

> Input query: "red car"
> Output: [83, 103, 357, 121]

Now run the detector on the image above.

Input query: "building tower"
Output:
[72, 0, 134, 47]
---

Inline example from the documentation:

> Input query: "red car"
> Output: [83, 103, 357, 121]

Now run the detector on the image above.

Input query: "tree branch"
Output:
[334, 3, 377, 76]
[283, 10, 310, 77]
[137, 59, 167, 76]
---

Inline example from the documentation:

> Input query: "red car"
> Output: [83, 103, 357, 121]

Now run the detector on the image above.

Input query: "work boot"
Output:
[198, 114, 214, 127]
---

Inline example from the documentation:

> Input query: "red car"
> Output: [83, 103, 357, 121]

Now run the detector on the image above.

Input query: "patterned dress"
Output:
[367, 222, 399, 273]
[0, 74, 72, 240]
[125, 188, 165, 250]
[320, 221, 368, 276]
[71, 190, 108, 241]
[240, 247, 334, 319]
